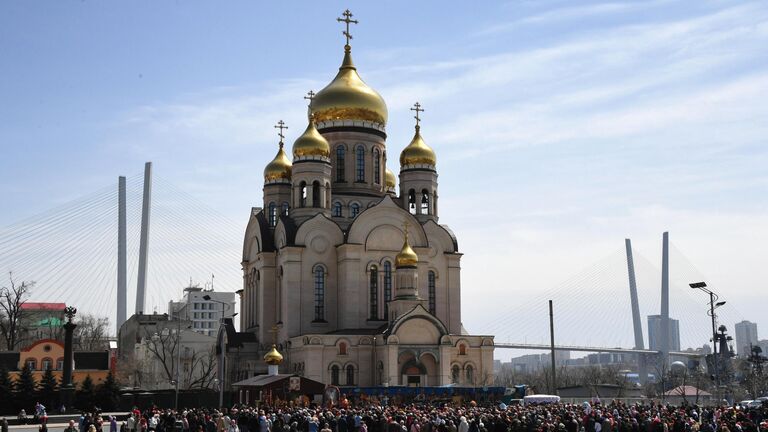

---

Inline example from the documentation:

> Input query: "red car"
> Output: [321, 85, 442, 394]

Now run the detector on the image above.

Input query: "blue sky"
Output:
[1, 1, 767, 351]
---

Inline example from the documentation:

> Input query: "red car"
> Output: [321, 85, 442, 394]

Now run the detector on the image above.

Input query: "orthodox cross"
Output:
[268, 324, 279, 345]
[274, 120, 288, 145]
[403, 221, 410, 242]
[304, 90, 316, 107]
[337, 9, 358, 46]
[410, 102, 424, 127]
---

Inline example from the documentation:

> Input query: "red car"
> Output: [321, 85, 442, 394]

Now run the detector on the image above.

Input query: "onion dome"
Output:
[395, 228, 418, 269]
[311, 46, 388, 127]
[385, 168, 396, 190]
[400, 125, 436, 167]
[292, 116, 331, 159]
[263, 143, 292, 182]
[263, 344, 284, 365]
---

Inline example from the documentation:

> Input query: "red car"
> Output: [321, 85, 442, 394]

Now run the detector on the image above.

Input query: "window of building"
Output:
[369, 266, 378, 320]
[332, 202, 342, 217]
[408, 189, 416, 214]
[452, 365, 460, 383]
[459, 344, 467, 355]
[346, 365, 355, 386]
[41, 358, 52, 371]
[312, 181, 321, 208]
[339, 342, 348, 355]
[383, 261, 392, 318]
[331, 365, 340, 385]
[313, 265, 325, 321]
[373, 149, 381, 184]
[26, 359, 36, 371]
[466, 365, 474, 384]
[421, 189, 430, 215]
[350, 203, 360, 218]
[355, 146, 365, 182]
[282, 202, 289, 216]
[336, 146, 345, 182]
[57, 358, 64, 370]
[428, 271, 436, 315]
[269, 202, 277, 227]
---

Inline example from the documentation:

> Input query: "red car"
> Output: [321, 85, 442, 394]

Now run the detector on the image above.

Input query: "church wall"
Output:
[279, 246, 303, 341]
[322, 130, 387, 197]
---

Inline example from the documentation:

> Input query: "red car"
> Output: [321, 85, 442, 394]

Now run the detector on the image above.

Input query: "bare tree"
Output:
[0, 273, 32, 350]
[183, 346, 217, 390]
[141, 325, 218, 390]
[142, 326, 180, 385]
[74, 314, 110, 350]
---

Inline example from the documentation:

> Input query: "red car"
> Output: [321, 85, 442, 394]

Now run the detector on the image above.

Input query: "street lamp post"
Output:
[689, 281, 725, 400]
[203, 294, 230, 409]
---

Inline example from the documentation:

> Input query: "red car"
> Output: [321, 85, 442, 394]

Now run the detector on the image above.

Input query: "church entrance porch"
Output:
[398, 350, 438, 386]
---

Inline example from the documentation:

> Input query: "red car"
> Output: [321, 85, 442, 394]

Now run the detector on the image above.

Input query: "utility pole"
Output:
[549, 300, 557, 395]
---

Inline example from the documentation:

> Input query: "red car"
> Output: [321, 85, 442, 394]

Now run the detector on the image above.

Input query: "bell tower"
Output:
[399, 103, 438, 222]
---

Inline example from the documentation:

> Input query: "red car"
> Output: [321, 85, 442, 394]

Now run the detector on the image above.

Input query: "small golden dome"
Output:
[311, 47, 388, 126]
[264, 143, 292, 182]
[292, 117, 331, 158]
[263, 344, 284, 365]
[400, 125, 436, 167]
[395, 229, 418, 268]
[385, 168, 396, 190]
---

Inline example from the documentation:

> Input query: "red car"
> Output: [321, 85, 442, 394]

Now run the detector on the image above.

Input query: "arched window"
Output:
[408, 189, 416, 214]
[268, 202, 277, 227]
[369, 265, 378, 320]
[373, 149, 381, 184]
[336, 146, 346, 182]
[339, 342, 348, 355]
[346, 365, 355, 385]
[313, 265, 325, 321]
[26, 359, 36, 371]
[452, 365, 460, 383]
[282, 202, 289, 216]
[428, 271, 436, 315]
[312, 181, 321, 208]
[356, 146, 365, 182]
[332, 202, 342, 217]
[421, 189, 430, 214]
[331, 365, 340, 385]
[459, 344, 467, 355]
[350, 203, 360, 218]
[300, 182, 307, 207]
[466, 365, 474, 384]
[41, 358, 52, 371]
[383, 261, 392, 318]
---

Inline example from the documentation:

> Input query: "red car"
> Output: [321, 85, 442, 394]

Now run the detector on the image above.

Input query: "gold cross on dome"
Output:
[269, 324, 279, 345]
[410, 102, 424, 127]
[337, 9, 358, 47]
[402, 221, 410, 241]
[304, 90, 316, 108]
[274, 120, 288, 144]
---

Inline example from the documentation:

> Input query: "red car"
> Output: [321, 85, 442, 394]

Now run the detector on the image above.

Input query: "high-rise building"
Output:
[734, 320, 758, 357]
[648, 315, 681, 351]
[168, 285, 236, 337]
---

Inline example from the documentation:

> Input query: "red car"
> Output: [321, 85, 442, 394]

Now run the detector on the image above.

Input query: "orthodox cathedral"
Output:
[236, 11, 494, 388]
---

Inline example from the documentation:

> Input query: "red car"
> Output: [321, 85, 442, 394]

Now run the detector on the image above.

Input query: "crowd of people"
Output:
[112, 400, 767, 432]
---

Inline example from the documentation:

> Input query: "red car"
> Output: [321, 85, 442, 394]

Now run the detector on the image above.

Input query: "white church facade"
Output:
[236, 11, 494, 388]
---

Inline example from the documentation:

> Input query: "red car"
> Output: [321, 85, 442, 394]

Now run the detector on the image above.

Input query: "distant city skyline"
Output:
[1, 1, 766, 359]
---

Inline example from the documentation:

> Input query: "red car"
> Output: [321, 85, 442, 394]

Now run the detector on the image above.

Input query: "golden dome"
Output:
[395, 228, 418, 268]
[263, 143, 292, 182]
[400, 125, 436, 167]
[311, 47, 388, 126]
[385, 168, 396, 189]
[263, 344, 284, 365]
[292, 117, 331, 158]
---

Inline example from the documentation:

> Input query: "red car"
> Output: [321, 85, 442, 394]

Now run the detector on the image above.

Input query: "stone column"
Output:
[60, 306, 78, 409]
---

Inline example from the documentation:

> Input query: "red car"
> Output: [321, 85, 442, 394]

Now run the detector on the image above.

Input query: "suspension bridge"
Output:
[0, 163, 745, 366]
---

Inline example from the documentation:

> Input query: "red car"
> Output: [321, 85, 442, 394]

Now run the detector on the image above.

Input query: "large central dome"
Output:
[311, 46, 388, 127]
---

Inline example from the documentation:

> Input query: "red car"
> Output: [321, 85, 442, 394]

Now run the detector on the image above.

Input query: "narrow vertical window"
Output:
[369, 266, 378, 320]
[428, 271, 436, 315]
[268, 202, 277, 227]
[373, 149, 381, 184]
[408, 189, 416, 214]
[336, 146, 345, 182]
[331, 365, 340, 385]
[421, 189, 430, 214]
[383, 261, 392, 318]
[452, 365, 460, 383]
[466, 365, 474, 384]
[346, 365, 355, 385]
[300, 182, 307, 207]
[313, 265, 325, 321]
[350, 203, 360, 218]
[312, 181, 321, 208]
[282, 202, 289, 216]
[333, 202, 342, 217]
[356, 146, 365, 182]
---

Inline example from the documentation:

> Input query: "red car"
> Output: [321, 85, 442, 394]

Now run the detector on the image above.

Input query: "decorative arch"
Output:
[347, 196, 428, 247]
